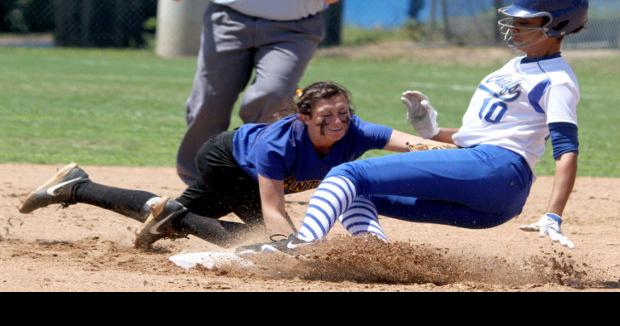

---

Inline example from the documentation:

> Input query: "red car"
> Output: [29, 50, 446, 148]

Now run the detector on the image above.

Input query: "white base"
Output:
[169, 252, 253, 270]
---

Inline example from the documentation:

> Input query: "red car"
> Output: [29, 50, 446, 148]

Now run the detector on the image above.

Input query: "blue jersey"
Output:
[232, 114, 392, 193]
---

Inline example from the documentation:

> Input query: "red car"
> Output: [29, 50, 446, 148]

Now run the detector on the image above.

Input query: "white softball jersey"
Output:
[452, 55, 580, 172]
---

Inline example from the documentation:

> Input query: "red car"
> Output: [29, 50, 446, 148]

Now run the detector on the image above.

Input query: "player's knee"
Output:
[462, 212, 514, 229]
[326, 162, 352, 178]
[325, 163, 361, 189]
[240, 84, 292, 122]
[194, 137, 219, 177]
[498, 201, 526, 224]
[248, 80, 291, 100]
[486, 209, 520, 228]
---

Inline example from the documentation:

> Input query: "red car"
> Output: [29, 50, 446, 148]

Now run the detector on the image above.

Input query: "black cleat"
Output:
[134, 197, 188, 249]
[18, 162, 90, 214]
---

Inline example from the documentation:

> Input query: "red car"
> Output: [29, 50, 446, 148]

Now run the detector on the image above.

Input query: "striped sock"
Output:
[297, 176, 357, 242]
[338, 197, 387, 242]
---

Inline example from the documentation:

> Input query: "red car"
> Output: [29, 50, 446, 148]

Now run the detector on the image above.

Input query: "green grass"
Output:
[0, 47, 192, 166]
[341, 25, 418, 46]
[0, 47, 618, 176]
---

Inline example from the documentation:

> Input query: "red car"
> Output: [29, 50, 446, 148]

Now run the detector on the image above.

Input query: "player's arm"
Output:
[258, 174, 297, 235]
[383, 129, 455, 152]
[431, 128, 459, 144]
[547, 151, 578, 215]
[545, 122, 579, 215]
[521, 122, 579, 248]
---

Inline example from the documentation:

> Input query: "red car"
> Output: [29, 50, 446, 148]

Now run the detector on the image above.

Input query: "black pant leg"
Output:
[74, 182, 157, 222]
[175, 130, 264, 225]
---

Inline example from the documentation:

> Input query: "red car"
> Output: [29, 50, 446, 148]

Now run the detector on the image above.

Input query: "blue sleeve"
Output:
[548, 122, 579, 160]
[253, 120, 296, 180]
[352, 116, 393, 150]
[255, 142, 288, 180]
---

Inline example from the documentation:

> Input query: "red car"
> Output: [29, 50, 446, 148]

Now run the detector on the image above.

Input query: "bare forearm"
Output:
[384, 129, 454, 152]
[431, 128, 459, 144]
[258, 175, 296, 235]
[547, 152, 578, 216]
[262, 206, 295, 234]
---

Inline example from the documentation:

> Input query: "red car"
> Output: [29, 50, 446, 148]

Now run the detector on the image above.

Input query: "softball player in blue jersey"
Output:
[238, 0, 589, 256]
[18, 81, 437, 249]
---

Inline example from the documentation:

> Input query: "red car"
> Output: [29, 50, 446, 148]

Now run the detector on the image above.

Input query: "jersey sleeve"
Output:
[548, 122, 579, 159]
[254, 140, 289, 181]
[544, 83, 579, 126]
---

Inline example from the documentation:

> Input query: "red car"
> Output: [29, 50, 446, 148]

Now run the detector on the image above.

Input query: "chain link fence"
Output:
[0, 0, 156, 47]
[340, 0, 620, 48]
[0, 0, 618, 49]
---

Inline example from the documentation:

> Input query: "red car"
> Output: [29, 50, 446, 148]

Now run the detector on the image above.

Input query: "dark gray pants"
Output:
[176, 3, 324, 185]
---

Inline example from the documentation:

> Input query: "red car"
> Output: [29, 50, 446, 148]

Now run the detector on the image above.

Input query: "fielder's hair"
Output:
[295, 81, 354, 116]
[272, 81, 354, 121]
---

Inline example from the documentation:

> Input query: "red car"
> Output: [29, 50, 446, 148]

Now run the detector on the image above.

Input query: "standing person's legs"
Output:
[238, 15, 323, 123]
[176, 4, 255, 185]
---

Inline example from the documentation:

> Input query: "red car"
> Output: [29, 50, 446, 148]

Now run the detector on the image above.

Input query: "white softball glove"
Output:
[400, 90, 440, 139]
[520, 213, 575, 249]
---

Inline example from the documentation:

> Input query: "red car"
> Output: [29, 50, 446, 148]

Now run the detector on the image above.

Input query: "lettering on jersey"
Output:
[479, 98, 508, 123]
[479, 74, 521, 102]
[284, 176, 321, 193]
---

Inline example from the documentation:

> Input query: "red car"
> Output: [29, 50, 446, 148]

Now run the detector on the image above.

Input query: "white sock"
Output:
[142, 196, 161, 217]
[338, 197, 387, 242]
[297, 176, 356, 242]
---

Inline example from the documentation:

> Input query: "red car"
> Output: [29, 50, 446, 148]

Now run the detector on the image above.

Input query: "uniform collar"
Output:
[521, 52, 562, 64]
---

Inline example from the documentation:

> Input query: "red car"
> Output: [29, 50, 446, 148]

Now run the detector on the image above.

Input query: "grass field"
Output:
[1, 46, 618, 176]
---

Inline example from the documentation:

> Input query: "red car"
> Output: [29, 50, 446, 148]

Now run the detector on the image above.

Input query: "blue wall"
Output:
[343, 0, 620, 29]
[343, 0, 497, 28]
[344, 0, 412, 28]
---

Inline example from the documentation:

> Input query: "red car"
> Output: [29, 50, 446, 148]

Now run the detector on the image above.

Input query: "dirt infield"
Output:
[1, 164, 618, 291]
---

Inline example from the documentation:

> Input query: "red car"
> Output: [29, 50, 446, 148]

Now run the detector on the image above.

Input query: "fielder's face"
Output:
[301, 94, 351, 146]
[509, 17, 558, 54]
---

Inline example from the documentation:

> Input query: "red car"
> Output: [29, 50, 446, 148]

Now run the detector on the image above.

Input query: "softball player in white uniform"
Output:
[238, 0, 589, 255]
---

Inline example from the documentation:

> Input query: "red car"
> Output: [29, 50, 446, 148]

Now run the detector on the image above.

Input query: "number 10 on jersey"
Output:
[479, 98, 508, 123]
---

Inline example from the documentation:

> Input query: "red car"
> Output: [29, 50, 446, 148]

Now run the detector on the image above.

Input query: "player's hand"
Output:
[520, 213, 575, 249]
[324, 0, 340, 4]
[400, 90, 439, 139]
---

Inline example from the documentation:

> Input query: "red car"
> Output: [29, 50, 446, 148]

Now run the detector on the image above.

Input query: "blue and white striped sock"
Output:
[297, 176, 357, 242]
[338, 197, 387, 242]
